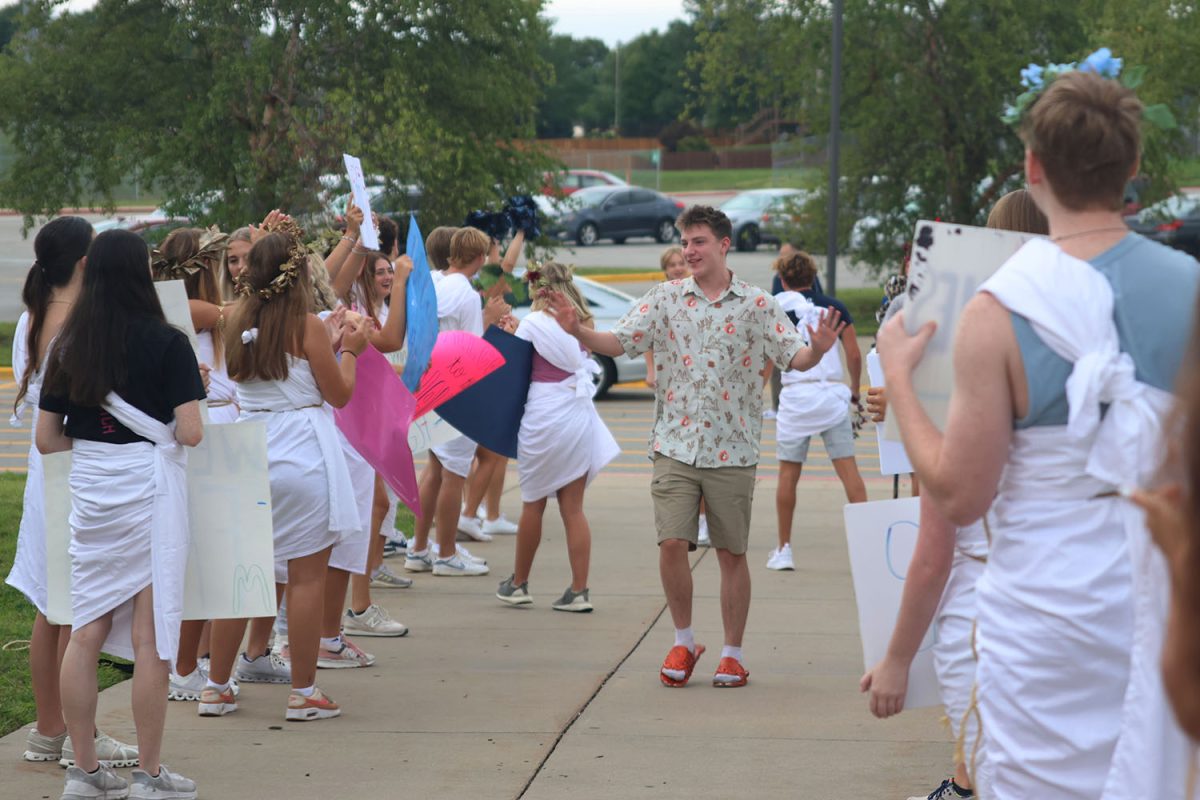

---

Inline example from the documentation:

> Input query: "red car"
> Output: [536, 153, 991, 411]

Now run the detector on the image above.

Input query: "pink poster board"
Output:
[334, 346, 422, 516]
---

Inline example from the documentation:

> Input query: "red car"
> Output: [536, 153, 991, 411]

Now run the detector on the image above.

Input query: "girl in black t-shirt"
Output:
[38, 229, 204, 800]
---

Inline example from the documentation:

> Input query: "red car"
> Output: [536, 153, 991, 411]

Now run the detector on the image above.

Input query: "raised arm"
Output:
[788, 307, 845, 372]
[500, 230, 525, 273]
[370, 255, 412, 353]
[324, 201, 364, 282]
[305, 313, 368, 408]
[545, 290, 623, 357]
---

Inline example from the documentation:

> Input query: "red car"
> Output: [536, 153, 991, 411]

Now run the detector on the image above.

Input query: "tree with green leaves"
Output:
[0, 0, 556, 233]
[687, 0, 1195, 272]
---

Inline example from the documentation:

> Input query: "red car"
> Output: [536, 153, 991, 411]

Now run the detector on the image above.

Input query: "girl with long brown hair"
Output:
[199, 218, 369, 722]
[37, 228, 206, 799]
[6, 217, 140, 772]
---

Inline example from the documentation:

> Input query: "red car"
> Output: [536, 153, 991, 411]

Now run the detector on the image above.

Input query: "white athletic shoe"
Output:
[168, 668, 206, 701]
[480, 514, 519, 536]
[432, 554, 490, 576]
[431, 542, 487, 565]
[697, 514, 711, 547]
[404, 548, 434, 572]
[235, 651, 291, 684]
[456, 514, 493, 542]
[766, 543, 795, 571]
[129, 765, 196, 799]
[343, 604, 409, 637]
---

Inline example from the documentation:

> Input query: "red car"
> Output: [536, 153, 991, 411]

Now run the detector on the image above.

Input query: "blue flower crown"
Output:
[1002, 47, 1176, 130]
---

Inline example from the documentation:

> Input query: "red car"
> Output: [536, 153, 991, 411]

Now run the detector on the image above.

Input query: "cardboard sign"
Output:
[843, 497, 940, 709]
[435, 327, 533, 459]
[44, 423, 278, 623]
[401, 213, 439, 392]
[866, 350, 913, 476]
[333, 346, 421, 516]
[884, 221, 1038, 439]
[343, 153, 379, 251]
[412, 331, 505, 419]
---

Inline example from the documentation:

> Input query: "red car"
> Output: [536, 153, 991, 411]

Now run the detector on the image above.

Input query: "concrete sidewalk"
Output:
[6, 471, 948, 799]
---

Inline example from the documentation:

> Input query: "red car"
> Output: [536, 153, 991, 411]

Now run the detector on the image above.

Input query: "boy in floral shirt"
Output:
[547, 205, 843, 687]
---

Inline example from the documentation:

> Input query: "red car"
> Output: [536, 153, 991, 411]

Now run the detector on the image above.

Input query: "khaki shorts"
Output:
[650, 454, 756, 555]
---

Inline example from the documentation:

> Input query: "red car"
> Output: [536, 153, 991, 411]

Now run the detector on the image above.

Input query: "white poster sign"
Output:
[155, 279, 209, 422]
[883, 221, 1038, 440]
[866, 350, 913, 476]
[343, 153, 379, 251]
[44, 423, 277, 624]
[843, 497, 940, 709]
[407, 411, 460, 455]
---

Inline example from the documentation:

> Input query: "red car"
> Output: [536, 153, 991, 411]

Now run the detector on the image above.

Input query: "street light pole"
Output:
[826, 0, 843, 296]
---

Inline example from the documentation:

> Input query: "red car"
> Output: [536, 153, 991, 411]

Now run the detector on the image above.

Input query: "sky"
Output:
[2, 0, 689, 47]
[544, 0, 687, 45]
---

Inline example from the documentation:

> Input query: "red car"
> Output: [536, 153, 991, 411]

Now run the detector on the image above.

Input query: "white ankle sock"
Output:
[320, 635, 341, 649]
[205, 678, 230, 692]
[293, 684, 316, 697]
[674, 627, 695, 652]
[721, 645, 743, 662]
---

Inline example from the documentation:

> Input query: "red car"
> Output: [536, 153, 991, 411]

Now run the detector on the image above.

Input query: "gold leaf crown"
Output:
[235, 218, 308, 302]
[151, 226, 229, 280]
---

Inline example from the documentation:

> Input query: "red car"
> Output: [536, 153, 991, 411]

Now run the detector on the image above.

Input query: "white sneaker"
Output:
[480, 514, 519, 535]
[697, 514, 711, 547]
[168, 667, 206, 701]
[432, 554, 490, 576]
[404, 548, 433, 572]
[431, 542, 487, 565]
[343, 604, 409, 637]
[61, 764, 129, 799]
[456, 514, 493, 542]
[766, 544, 795, 571]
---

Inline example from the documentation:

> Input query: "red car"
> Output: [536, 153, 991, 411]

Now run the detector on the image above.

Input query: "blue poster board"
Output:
[435, 326, 533, 459]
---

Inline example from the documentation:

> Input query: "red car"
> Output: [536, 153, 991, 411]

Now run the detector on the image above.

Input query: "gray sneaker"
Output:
[24, 727, 67, 762]
[61, 731, 138, 769]
[235, 651, 291, 684]
[60, 764, 129, 800]
[496, 575, 533, 606]
[552, 587, 593, 613]
[129, 766, 196, 799]
[370, 564, 414, 588]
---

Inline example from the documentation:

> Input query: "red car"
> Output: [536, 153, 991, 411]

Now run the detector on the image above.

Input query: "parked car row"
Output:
[720, 188, 810, 251]
[542, 185, 685, 246]
[1125, 194, 1200, 259]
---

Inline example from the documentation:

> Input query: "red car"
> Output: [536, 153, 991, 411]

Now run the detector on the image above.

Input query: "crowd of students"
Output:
[6, 58, 1200, 800]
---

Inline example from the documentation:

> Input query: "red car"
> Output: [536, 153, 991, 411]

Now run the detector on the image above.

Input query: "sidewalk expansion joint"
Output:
[513, 547, 711, 799]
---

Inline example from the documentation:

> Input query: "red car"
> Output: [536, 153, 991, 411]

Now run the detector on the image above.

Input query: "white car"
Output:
[511, 275, 647, 397]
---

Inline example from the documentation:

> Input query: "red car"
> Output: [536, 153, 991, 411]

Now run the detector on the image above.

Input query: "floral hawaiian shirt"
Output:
[612, 273, 805, 468]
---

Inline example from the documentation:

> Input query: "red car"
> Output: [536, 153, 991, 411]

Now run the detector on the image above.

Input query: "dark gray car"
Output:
[558, 185, 684, 246]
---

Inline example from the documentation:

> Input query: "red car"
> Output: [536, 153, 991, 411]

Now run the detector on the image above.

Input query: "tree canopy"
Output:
[0, 0, 556, 231]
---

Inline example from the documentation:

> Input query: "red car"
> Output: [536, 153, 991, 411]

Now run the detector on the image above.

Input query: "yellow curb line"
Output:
[0, 367, 12, 380]
[585, 272, 662, 284]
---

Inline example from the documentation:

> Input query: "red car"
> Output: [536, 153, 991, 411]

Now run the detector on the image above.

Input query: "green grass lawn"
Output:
[572, 266, 661, 276]
[629, 167, 818, 193]
[1172, 156, 1200, 186]
[0, 473, 133, 737]
[835, 287, 884, 338]
[0, 321, 16, 369]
